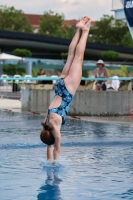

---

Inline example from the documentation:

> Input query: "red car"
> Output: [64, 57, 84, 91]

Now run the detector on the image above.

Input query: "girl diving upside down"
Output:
[40, 16, 92, 164]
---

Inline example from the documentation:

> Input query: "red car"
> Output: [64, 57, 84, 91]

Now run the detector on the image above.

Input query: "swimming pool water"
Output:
[0, 111, 133, 200]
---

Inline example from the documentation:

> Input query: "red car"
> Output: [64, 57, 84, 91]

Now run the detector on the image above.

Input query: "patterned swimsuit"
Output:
[47, 78, 74, 125]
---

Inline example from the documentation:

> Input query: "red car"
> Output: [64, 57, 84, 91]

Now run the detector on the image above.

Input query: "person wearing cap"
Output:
[94, 60, 108, 91]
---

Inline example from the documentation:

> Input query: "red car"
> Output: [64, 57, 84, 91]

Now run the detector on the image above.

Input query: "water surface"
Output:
[0, 111, 133, 200]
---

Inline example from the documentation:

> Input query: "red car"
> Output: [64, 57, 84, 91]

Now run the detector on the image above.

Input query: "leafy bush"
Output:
[12, 48, 32, 57]
[102, 50, 119, 61]
[61, 52, 68, 60]
[2, 64, 25, 76]
[32, 68, 40, 77]
[108, 66, 129, 77]
[82, 70, 88, 77]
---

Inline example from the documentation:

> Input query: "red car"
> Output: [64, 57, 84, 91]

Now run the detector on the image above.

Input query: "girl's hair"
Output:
[40, 122, 55, 145]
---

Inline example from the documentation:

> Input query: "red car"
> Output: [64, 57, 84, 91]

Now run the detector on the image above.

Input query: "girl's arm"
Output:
[51, 125, 61, 162]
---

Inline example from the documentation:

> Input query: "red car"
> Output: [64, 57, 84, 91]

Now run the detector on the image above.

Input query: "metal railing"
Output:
[0, 77, 132, 81]
[0, 77, 133, 99]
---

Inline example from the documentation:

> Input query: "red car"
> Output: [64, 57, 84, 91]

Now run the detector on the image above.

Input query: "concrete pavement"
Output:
[0, 98, 21, 112]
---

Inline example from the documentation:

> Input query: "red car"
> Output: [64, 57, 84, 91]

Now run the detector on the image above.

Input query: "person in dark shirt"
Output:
[37, 69, 46, 76]
[37, 69, 52, 84]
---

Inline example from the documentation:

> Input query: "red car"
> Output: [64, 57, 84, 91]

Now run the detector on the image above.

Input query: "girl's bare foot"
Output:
[81, 18, 92, 31]
[76, 16, 88, 29]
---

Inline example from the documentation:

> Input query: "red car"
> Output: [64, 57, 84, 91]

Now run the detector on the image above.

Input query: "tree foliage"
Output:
[102, 50, 119, 61]
[121, 32, 133, 48]
[0, 5, 32, 32]
[89, 15, 131, 47]
[12, 48, 32, 57]
[39, 10, 75, 39]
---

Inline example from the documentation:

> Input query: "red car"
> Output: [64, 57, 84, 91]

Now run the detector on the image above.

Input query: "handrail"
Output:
[0, 77, 132, 81]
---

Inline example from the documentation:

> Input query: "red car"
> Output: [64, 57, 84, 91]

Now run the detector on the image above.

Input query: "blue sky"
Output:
[0, 0, 114, 20]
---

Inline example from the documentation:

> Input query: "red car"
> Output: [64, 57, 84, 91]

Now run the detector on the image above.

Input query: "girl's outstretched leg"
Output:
[65, 19, 92, 94]
[60, 29, 81, 78]
[60, 17, 88, 78]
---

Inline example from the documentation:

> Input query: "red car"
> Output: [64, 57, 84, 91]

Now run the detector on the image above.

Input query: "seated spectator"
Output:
[80, 79, 86, 85]
[37, 69, 52, 84]
[37, 69, 46, 76]
[94, 60, 108, 91]
[111, 76, 120, 91]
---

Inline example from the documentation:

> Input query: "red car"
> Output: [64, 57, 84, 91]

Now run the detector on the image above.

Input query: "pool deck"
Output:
[0, 98, 133, 126]
[76, 116, 133, 126]
[0, 98, 21, 112]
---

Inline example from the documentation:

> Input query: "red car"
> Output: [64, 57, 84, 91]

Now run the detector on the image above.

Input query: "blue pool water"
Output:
[0, 111, 133, 200]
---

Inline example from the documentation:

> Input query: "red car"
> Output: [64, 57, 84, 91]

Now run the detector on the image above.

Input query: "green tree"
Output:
[109, 19, 129, 46]
[0, 5, 32, 33]
[89, 15, 128, 46]
[121, 32, 133, 48]
[12, 48, 32, 57]
[102, 50, 119, 61]
[39, 10, 75, 39]
[89, 15, 113, 44]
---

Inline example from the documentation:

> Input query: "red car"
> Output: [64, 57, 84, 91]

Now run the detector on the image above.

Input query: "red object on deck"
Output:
[130, 110, 133, 116]
[30, 112, 40, 115]
[70, 116, 81, 120]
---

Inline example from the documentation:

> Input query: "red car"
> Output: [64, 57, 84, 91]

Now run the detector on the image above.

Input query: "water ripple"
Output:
[1, 141, 133, 150]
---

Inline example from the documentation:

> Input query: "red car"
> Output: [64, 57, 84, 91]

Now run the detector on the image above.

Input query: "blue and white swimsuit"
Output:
[47, 78, 74, 125]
